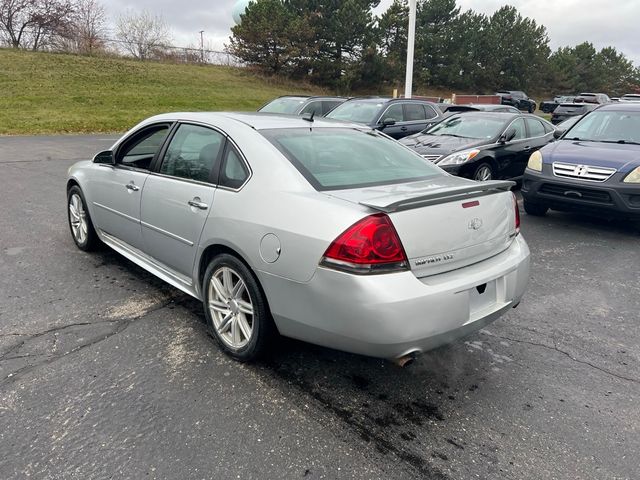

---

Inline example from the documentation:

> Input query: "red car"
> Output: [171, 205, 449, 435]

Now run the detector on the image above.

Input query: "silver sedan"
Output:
[67, 113, 530, 363]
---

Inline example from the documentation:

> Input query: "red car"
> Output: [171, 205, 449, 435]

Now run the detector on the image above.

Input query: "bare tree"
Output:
[0, 0, 74, 50]
[115, 9, 171, 60]
[67, 0, 106, 54]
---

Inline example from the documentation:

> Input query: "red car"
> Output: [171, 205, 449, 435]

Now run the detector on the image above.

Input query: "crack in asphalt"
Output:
[483, 331, 639, 385]
[0, 298, 177, 388]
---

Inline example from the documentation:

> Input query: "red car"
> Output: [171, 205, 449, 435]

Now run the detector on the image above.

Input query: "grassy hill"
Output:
[0, 49, 322, 135]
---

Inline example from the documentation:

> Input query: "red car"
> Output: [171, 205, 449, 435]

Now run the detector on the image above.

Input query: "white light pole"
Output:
[404, 0, 417, 98]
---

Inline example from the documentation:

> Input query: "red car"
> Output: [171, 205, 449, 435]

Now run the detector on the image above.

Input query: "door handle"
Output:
[125, 183, 139, 191]
[188, 200, 208, 210]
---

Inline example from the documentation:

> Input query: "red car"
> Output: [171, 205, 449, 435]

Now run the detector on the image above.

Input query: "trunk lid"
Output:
[328, 178, 518, 277]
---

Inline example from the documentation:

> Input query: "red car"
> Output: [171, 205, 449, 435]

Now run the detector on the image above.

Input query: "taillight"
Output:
[512, 192, 520, 235]
[320, 213, 409, 274]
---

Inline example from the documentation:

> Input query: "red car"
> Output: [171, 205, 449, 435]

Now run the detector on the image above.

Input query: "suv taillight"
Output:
[512, 192, 521, 235]
[320, 214, 409, 274]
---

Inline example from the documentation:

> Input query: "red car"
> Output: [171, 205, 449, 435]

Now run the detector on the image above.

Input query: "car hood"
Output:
[400, 134, 489, 155]
[541, 140, 640, 173]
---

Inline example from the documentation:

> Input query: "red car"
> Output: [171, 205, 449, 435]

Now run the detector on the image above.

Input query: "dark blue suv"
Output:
[325, 97, 443, 139]
[522, 103, 640, 220]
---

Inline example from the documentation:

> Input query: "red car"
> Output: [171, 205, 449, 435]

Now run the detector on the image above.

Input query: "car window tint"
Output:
[219, 146, 249, 189]
[262, 128, 442, 191]
[526, 118, 546, 137]
[381, 104, 405, 123]
[300, 101, 323, 116]
[424, 105, 438, 119]
[160, 124, 224, 183]
[322, 101, 342, 115]
[119, 126, 169, 170]
[404, 103, 426, 121]
[510, 118, 526, 140]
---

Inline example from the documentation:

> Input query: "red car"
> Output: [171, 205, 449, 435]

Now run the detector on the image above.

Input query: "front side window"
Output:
[160, 124, 224, 183]
[381, 104, 405, 123]
[509, 118, 526, 140]
[300, 101, 323, 116]
[118, 125, 170, 170]
[261, 128, 442, 191]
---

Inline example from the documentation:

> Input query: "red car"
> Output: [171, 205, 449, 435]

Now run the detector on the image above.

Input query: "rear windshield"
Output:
[259, 98, 307, 114]
[261, 128, 442, 191]
[555, 105, 587, 114]
[564, 110, 640, 143]
[325, 101, 383, 124]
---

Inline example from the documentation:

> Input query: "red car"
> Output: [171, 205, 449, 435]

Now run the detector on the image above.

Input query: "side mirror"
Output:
[93, 150, 114, 164]
[553, 129, 564, 140]
[379, 118, 396, 129]
[500, 128, 517, 143]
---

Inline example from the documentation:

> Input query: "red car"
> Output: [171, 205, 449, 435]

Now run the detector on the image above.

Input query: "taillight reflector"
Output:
[512, 192, 521, 235]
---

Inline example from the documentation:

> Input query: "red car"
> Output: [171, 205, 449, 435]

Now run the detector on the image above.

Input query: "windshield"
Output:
[261, 128, 442, 190]
[424, 115, 505, 139]
[565, 110, 640, 143]
[259, 98, 307, 114]
[325, 101, 383, 124]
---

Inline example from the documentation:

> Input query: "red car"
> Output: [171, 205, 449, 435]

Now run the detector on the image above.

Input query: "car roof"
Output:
[141, 111, 364, 131]
[341, 97, 433, 105]
[446, 111, 520, 120]
[596, 103, 640, 112]
[270, 95, 348, 101]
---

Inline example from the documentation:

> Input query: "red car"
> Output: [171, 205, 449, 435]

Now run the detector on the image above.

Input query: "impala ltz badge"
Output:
[468, 218, 483, 230]
[415, 254, 455, 266]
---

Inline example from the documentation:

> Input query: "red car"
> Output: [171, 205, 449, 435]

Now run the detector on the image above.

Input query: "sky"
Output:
[103, 0, 640, 65]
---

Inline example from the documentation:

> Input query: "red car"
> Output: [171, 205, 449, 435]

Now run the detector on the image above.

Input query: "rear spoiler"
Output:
[360, 180, 515, 213]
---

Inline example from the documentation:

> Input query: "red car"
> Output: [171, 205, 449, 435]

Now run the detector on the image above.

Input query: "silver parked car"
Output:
[67, 113, 530, 363]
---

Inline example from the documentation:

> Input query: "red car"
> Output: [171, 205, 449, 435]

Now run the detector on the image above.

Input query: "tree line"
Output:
[228, 0, 640, 95]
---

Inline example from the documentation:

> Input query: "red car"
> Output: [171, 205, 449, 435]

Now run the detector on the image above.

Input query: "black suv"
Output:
[496, 91, 537, 113]
[325, 97, 443, 139]
[259, 96, 347, 117]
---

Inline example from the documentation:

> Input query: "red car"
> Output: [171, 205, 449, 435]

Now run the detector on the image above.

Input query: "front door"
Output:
[89, 124, 171, 249]
[140, 123, 225, 277]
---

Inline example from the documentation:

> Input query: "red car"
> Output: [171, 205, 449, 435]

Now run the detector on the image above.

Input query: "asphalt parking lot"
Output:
[0, 135, 638, 480]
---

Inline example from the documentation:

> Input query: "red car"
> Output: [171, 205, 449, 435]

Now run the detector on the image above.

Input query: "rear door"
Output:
[89, 123, 171, 249]
[140, 123, 225, 277]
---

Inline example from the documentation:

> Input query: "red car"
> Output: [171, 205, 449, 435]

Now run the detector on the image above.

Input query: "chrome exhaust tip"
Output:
[391, 351, 419, 367]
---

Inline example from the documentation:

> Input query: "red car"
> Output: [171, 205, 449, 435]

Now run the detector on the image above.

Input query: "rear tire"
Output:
[202, 253, 275, 362]
[472, 163, 494, 181]
[67, 185, 99, 251]
[523, 200, 548, 216]
[528, 103, 536, 113]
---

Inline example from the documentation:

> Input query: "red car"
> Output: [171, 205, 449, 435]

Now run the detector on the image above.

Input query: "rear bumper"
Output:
[259, 235, 530, 359]
[522, 168, 640, 217]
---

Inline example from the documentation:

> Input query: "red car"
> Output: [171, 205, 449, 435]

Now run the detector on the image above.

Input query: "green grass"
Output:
[0, 49, 322, 135]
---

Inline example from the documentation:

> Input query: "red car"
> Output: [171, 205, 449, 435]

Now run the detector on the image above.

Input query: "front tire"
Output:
[472, 162, 494, 181]
[528, 103, 536, 113]
[67, 185, 99, 251]
[523, 200, 548, 216]
[203, 254, 274, 362]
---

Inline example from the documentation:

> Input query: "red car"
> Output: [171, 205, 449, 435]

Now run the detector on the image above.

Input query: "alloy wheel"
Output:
[69, 193, 88, 244]
[474, 165, 493, 181]
[208, 266, 254, 349]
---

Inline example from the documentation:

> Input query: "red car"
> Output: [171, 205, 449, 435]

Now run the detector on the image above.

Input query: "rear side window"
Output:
[424, 105, 439, 119]
[219, 146, 249, 189]
[322, 101, 343, 115]
[300, 101, 323, 116]
[261, 128, 442, 191]
[525, 118, 546, 137]
[404, 103, 426, 121]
